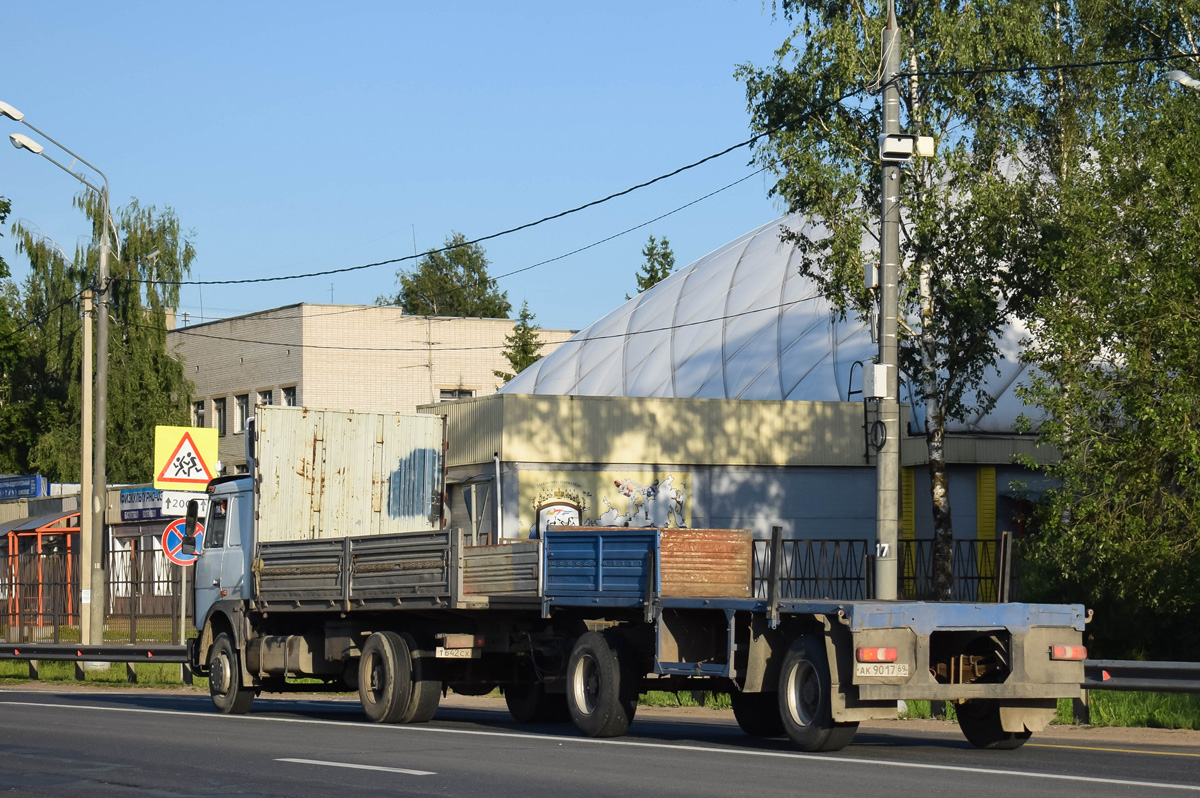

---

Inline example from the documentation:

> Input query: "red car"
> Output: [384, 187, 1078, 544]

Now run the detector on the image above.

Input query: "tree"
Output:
[627, 235, 675, 299]
[1015, 53, 1200, 659]
[494, 300, 544, 384]
[4, 193, 195, 482]
[380, 232, 511, 318]
[737, 1, 1054, 597]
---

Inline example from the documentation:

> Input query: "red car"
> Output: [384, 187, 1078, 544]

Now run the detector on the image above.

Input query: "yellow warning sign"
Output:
[154, 426, 218, 489]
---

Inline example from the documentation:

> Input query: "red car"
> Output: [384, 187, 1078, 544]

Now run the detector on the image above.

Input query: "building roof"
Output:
[502, 214, 1037, 434]
[0, 511, 80, 537]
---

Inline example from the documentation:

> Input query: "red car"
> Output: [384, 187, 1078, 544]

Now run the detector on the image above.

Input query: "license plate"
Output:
[855, 662, 909, 677]
[435, 646, 480, 659]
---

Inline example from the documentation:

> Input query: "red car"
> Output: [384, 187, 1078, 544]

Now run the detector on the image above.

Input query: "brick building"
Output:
[166, 304, 575, 473]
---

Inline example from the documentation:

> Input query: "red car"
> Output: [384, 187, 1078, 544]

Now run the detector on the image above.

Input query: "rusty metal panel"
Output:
[255, 406, 444, 543]
[461, 541, 539, 597]
[659, 528, 753, 599]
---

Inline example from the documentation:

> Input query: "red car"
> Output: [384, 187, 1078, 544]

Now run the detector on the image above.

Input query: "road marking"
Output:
[1031, 742, 1200, 759]
[276, 758, 434, 776]
[3, 699, 1197, 793]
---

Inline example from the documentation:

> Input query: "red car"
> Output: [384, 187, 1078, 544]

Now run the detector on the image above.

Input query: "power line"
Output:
[178, 167, 771, 328]
[0, 288, 86, 344]
[911, 50, 1200, 80]
[150, 293, 824, 353]
[121, 91, 864, 289]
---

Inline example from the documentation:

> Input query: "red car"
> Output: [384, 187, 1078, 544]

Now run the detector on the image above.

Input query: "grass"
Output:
[639, 690, 732, 710]
[0, 658, 205, 690]
[1088, 691, 1200, 730]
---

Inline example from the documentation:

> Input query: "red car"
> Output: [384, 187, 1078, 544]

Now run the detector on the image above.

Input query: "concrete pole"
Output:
[89, 192, 111, 644]
[79, 290, 94, 643]
[875, 0, 903, 600]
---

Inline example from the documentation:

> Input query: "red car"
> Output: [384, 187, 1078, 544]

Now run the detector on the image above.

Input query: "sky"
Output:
[1, 2, 796, 333]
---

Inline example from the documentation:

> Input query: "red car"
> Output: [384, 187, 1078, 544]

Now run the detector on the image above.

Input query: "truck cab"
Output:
[191, 477, 254, 663]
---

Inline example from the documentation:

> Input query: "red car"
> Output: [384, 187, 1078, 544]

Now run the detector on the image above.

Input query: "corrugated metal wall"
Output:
[255, 406, 444, 542]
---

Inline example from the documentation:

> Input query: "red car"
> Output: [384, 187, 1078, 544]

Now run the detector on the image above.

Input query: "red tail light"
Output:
[856, 646, 898, 663]
[1050, 645, 1087, 661]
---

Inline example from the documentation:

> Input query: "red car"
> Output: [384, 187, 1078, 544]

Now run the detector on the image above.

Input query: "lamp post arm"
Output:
[16, 118, 120, 255]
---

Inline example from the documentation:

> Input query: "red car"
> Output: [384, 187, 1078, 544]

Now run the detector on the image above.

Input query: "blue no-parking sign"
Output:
[162, 518, 205, 566]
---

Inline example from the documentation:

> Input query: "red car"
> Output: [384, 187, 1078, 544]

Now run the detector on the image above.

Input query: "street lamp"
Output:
[2, 100, 112, 648]
[1168, 70, 1200, 90]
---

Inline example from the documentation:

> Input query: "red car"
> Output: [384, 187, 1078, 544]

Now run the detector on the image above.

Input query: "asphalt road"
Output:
[1, 688, 1197, 797]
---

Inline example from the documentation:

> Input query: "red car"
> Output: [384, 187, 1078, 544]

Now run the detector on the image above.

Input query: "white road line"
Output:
[2, 700, 1197, 793]
[276, 758, 434, 776]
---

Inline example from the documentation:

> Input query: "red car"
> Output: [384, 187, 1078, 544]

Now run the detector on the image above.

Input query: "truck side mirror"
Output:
[181, 499, 200, 556]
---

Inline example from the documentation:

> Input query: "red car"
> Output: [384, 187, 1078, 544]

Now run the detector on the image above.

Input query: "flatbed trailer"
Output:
[186, 418, 1087, 754]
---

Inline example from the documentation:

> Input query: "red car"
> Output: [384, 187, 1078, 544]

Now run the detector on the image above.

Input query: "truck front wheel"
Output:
[778, 636, 857, 752]
[566, 630, 639, 738]
[209, 633, 254, 715]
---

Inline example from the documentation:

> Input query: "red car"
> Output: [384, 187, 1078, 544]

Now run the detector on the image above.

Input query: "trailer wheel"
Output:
[396, 632, 441, 724]
[505, 681, 570, 723]
[359, 631, 411, 723]
[957, 699, 1032, 750]
[730, 691, 785, 738]
[778, 636, 858, 752]
[567, 630, 639, 738]
[209, 633, 254, 715]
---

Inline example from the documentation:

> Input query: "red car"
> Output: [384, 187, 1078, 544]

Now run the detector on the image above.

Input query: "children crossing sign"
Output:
[154, 426, 218, 490]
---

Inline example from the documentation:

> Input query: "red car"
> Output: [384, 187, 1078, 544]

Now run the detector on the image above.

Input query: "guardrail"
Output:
[2, 647, 1197, 696]
[1084, 659, 1200, 695]
[0, 642, 188, 664]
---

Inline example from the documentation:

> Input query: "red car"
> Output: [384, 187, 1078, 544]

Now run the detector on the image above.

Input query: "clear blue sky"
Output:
[2, 2, 792, 332]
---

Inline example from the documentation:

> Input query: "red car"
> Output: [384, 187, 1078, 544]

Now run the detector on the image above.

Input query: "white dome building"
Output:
[504, 214, 1036, 435]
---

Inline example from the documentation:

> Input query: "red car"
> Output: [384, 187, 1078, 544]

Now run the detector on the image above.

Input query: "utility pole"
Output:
[875, 0, 903, 600]
[79, 289, 94, 642]
[90, 197, 111, 643]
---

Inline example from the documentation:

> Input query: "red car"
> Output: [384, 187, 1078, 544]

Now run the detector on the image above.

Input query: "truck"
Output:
[184, 405, 1089, 751]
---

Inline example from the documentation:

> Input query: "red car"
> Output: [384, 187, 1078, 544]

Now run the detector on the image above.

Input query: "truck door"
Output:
[219, 491, 251, 599]
[193, 497, 228, 628]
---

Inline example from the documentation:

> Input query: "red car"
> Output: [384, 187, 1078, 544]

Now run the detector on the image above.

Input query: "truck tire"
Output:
[396, 632, 441, 724]
[359, 631, 411, 723]
[777, 636, 858, 752]
[957, 699, 1032, 750]
[730, 691, 785, 738]
[209, 633, 254, 715]
[567, 630, 639, 738]
[505, 681, 570, 723]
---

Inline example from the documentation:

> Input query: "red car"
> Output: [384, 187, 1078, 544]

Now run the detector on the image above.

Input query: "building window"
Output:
[234, 394, 249, 433]
[282, 386, 297, 406]
[257, 389, 273, 406]
[439, 389, 475, 402]
[192, 400, 205, 428]
[214, 398, 227, 437]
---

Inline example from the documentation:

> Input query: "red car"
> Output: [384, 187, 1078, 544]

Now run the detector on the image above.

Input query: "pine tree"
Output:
[381, 232, 511, 318]
[627, 235, 675, 300]
[493, 301, 544, 384]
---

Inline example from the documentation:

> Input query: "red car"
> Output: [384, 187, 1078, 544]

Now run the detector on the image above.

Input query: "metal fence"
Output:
[899, 538, 1011, 602]
[751, 536, 1012, 602]
[752, 538, 872, 600]
[0, 549, 79, 643]
[107, 543, 186, 644]
[1, 545, 187, 645]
